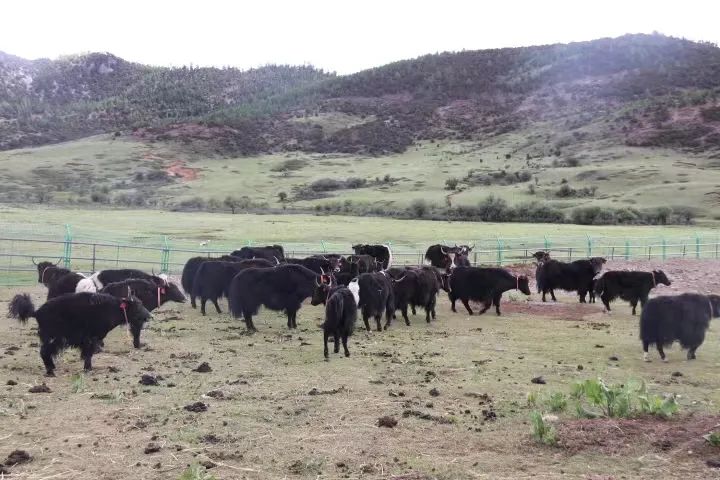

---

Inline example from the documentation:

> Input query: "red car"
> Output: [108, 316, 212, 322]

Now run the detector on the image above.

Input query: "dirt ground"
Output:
[3, 260, 720, 479]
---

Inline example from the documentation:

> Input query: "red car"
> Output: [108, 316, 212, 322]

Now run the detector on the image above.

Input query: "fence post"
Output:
[586, 235, 592, 257]
[696, 234, 701, 259]
[496, 238, 504, 266]
[92, 244, 97, 272]
[320, 240, 327, 253]
[624, 240, 630, 260]
[63, 224, 72, 269]
[161, 236, 170, 273]
[662, 237, 666, 260]
[568, 247, 572, 261]
[610, 246, 615, 260]
[544, 235, 550, 251]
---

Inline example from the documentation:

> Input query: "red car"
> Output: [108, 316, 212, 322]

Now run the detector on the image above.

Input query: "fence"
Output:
[1, 223, 720, 286]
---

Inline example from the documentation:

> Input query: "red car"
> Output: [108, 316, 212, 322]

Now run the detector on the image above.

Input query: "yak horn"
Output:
[394, 274, 407, 283]
[55, 258, 63, 266]
[31, 257, 38, 266]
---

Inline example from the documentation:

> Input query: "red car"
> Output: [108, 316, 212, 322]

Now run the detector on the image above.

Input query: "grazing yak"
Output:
[356, 272, 395, 331]
[100, 279, 186, 348]
[230, 245, 285, 263]
[228, 264, 322, 332]
[180, 255, 240, 301]
[594, 270, 671, 314]
[192, 258, 274, 315]
[536, 257, 606, 303]
[442, 266, 531, 315]
[640, 293, 720, 362]
[8, 292, 152, 376]
[351, 244, 393, 269]
[311, 283, 358, 359]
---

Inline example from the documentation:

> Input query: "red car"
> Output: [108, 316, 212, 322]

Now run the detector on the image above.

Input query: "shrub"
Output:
[477, 196, 511, 222]
[571, 378, 678, 419]
[271, 158, 307, 172]
[530, 411, 557, 446]
[278, 191, 288, 202]
[546, 392, 568, 413]
[408, 199, 429, 218]
[445, 177, 459, 190]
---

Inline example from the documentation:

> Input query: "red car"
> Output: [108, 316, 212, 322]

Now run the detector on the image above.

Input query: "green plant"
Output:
[526, 391, 538, 407]
[530, 411, 557, 446]
[445, 177, 459, 190]
[546, 392, 568, 413]
[70, 373, 86, 394]
[571, 378, 678, 419]
[705, 431, 720, 447]
[178, 464, 217, 480]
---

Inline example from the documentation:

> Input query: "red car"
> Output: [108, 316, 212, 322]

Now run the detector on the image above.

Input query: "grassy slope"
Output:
[2, 130, 720, 220]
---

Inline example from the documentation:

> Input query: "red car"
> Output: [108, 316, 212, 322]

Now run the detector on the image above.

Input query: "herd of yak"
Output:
[5, 243, 720, 376]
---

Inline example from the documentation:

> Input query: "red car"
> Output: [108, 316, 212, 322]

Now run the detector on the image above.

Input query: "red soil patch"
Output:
[556, 414, 720, 459]
[166, 160, 199, 181]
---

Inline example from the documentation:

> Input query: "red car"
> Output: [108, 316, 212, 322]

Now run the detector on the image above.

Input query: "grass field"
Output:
[2, 270, 720, 479]
[2, 130, 720, 219]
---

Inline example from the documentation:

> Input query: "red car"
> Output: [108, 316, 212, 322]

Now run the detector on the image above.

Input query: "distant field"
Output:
[1, 130, 720, 219]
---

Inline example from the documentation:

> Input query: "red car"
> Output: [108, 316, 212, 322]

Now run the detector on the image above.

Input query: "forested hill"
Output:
[2, 33, 720, 154]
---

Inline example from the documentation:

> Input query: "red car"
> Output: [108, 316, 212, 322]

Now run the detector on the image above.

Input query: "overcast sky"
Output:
[2, 0, 718, 74]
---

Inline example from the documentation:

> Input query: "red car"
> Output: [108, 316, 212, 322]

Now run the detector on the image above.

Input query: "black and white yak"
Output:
[640, 293, 720, 362]
[75, 269, 168, 293]
[351, 244, 393, 270]
[594, 270, 671, 315]
[311, 282, 358, 359]
[8, 292, 152, 376]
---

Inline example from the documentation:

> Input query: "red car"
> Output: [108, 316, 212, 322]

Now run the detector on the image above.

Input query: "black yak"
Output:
[443, 266, 531, 315]
[228, 264, 321, 332]
[356, 272, 394, 331]
[640, 293, 720, 362]
[230, 245, 285, 263]
[537, 257, 606, 303]
[311, 283, 357, 359]
[33, 259, 68, 286]
[387, 266, 441, 324]
[286, 256, 337, 274]
[8, 292, 151, 376]
[351, 244, 393, 269]
[387, 267, 420, 325]
[180, 255, 239, 303]
[192, 258, 274, 315]
[100, 279, 186, 348]
[47, 272, 86, 300]
[346, 254, 378, 273]
[595, 270, 671, 314]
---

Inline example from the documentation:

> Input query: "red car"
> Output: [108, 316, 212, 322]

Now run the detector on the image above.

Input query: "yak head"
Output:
[653, 270, 672, 287]
[708, 294, 720, 318]
[34, 259, 62, 284]
[351, 244, 364, 254]
[531, 251, 551, 264]
[160, 281, 186, 304]
[458, 244, 474, 255]
[440, 246, 457, 272]
[120, 293, 153, 326]
[440, 272, 452, 293]
[589, 257, 607, 274]
[311, 274, 334, 306]
[516, 275, 532, 295]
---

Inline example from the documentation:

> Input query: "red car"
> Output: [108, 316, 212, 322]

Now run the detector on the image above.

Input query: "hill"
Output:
[2, 34, 720, 224]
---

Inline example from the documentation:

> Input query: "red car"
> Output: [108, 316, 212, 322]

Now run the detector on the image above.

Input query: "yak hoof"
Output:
[643, 352, 650, 362]
[661, 358, 669, 363]
[45, 371, 56, 377]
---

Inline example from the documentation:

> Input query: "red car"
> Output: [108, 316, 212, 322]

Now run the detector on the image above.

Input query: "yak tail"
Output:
[8, 294, 36, 324]
[228, 289, 243, 319]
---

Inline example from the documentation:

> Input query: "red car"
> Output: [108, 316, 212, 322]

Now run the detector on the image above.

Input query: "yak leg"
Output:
[333, 332, 340, 354]
[578, 289, 587, 304]
[362, 311, 371, 332]
[542, 289, 547, 302]
[40, 342, 57, 377]
[656, 344, 667, 362]
[190, 293, 197, 309]
[212, 297, 222, 314]
[375, 314, 383, 332]
[342, 334, 350, 357]
[630, 298, 639, 316]
[411, 305, 417, 315]
[642, 340, 651, 362]
[687, 346, 698, 360]
[550, 289, 557, 302]
[601, 293, 611, 313]
[243, 313, 257, 333]
[429, 296, 437, 320]
[461, 298, 474, 315]
[450, 294, 458, 313]
[323, 330, 330, 359]
[401, 304, 410, 326]
[493, 293, 503, 315]
[80, 339, 95, 371]
[478, 300, 491, 315]
[131, 326, 142, 349]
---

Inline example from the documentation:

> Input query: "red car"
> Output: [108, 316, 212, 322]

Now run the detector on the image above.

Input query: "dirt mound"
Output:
[557, 414, 720, 459]
[166, 160, 199, 181]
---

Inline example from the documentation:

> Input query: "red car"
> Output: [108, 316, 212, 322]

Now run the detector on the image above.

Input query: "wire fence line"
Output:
[1, 223, 720, 286]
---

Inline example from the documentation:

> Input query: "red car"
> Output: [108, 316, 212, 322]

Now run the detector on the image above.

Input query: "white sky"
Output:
[2, 0, 718, 74]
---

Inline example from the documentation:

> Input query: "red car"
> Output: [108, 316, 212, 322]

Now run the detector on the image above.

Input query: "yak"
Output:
[33, 259, 69, 287]
[351, 244, 393, 269]
[595, 270, 671, 315]
[228, 264, 321, 332]
[191, 258, 274, 315]
[311, 282, 357, 359]
[8, 292, 151, 376]
[537, 257, 606, 303]
[75, 269, 167, 293]
[356, 272, 394, 331]
[230, 245, 285, 263]
[443, 266, 531, 315]
[286, 256, 337, 274]
[101, 278, 186, 348]
[180, 254, 240, 302]
[640, 293, 720, 362]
